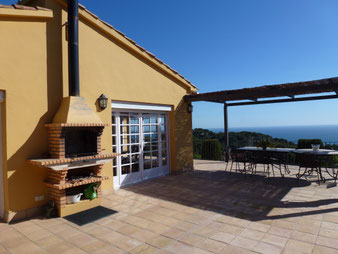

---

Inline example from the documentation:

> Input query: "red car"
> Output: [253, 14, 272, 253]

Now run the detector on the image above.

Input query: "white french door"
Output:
[112, 111, 169, 188]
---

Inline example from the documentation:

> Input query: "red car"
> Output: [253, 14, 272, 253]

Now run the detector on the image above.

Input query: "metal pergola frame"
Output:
[185, 76, 338, 161]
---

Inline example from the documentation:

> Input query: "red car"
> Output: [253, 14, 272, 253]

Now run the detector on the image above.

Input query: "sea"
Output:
[208, 125, 338, 144]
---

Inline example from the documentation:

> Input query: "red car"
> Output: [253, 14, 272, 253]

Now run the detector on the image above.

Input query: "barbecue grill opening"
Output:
[65, 127, 101, 158]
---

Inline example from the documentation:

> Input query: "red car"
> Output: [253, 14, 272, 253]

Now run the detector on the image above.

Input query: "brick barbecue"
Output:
[28, 97, 118, 217]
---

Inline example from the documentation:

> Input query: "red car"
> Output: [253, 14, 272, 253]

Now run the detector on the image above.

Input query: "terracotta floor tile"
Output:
[146, 235, 172, 248]
[170, 212, 191, 221]
[197, 238, 227, 253]
[104, 219, 128, 231]
[144, 222, 169, 234]
[283, 239, 314, 254]
[117, 224, 140, 235]
[267, 226, 293, 238]
[92, 245, 125, 254]
[80, 239, 109, 253]
[60, 247, 87, 254]
[179, 233, 206, 246]
[208, 221, 243, 234]
[8, 241, 45, 254]
[291, 231, 316, 244]
[240, 228, 265, 241]
[296, 223, 321, 235]
[216, 216, 250, 228]
[43, 241, 75, 254]
[220, 244, 254, 254]
[247, 222, 271, 232]
[193, 226, 219, 238]
[173, 221, 196, 231]
[230, 236, 258, 250]
[66, 232, 97, 247]
[272, 220, 296, 230]
[261, 234, 288, 248]
[210, 232, 236, 244]
[319, 228, 338, 240]
[130, 228, 158, 242]
[161, 227, 185, 239]
[129, 243, 158, 254]
[164, 241, 195, 253]
[317, 236, 338, 249]
[185, 215, 207, 225]
[324, 215, 338, 224]
[313, 245, 338, 254]
[253, 242, 282, 254]
[110, 234, 142, 251]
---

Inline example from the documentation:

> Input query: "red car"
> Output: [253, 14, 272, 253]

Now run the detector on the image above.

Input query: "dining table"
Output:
[236, 147, 338, 182]
[237, 147, 295, 153]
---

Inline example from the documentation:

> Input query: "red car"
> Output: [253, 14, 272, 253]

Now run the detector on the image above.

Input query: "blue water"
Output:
[207, 125, 338, 143]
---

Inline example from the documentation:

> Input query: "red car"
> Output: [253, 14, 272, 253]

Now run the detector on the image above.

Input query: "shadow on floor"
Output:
[123, 168, 338, 222]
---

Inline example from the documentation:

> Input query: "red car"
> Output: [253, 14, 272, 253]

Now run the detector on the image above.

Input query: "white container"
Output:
[66, 193, 83, 204]
[312, 144, 320, 151]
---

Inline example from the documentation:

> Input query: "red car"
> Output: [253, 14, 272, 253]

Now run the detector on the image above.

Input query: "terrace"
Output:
[1, 160, 338, 254]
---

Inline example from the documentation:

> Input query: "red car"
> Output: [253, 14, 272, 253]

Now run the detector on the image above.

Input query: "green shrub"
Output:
[193, 154, 202, 159]
[297, 139, 323, 149]
[201, 139, 222, 160]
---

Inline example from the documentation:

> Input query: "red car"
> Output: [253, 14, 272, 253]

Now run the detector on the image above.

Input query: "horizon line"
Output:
[194, 124, 338, 129]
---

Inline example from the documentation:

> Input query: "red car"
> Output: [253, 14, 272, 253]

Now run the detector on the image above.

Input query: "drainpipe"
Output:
[68, 0, 80, 96]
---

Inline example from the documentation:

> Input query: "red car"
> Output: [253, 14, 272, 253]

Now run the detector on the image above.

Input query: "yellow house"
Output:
[0, 0, 197, 222]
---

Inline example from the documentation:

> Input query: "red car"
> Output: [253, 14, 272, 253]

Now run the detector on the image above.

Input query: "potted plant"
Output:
[257, 138, 272, 150]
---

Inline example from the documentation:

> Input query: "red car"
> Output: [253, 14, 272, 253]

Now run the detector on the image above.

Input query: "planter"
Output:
[66, 193, 83, 204]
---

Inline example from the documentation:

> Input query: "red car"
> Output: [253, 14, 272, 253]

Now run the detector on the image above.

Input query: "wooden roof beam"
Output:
[227, 94, 338, 107]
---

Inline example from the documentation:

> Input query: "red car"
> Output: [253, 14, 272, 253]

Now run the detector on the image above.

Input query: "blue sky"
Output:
[4, 0, 338, 128]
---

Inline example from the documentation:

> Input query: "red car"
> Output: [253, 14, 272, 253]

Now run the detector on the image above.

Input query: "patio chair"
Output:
[269, 152, 290, 177]
[251, 151, 275, 177]
[320, 155, 338, 183]
[228, 150, 250, 174]
[296, 153, 322, 184]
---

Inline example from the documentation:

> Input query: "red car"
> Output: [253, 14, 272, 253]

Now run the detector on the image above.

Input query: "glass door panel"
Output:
[113, 111, 169, 188]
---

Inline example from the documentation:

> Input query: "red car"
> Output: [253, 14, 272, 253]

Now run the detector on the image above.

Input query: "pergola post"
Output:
[224, 102, 230, 162]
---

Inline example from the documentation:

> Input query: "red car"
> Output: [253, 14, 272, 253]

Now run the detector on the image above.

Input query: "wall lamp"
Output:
[98, 94, 108, 110]
[187, 103, 193, 114]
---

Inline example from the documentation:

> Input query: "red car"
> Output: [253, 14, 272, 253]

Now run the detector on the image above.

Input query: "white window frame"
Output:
[111, 101, 172, 112]
[111, 102, 171, 188]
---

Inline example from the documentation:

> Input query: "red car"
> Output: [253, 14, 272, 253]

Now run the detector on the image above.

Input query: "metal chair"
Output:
[269, 152, 290, 177]
[251, 150, 275, 177]
[296, 153, 322, 184]
[228, 150, 250, 174]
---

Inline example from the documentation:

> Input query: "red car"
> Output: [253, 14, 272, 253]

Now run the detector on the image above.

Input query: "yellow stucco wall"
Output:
[0, 1, 196, 220]
[0, 12, 55, 219]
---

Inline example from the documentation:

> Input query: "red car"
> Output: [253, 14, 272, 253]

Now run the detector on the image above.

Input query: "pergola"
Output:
[184, 76, 338, 161]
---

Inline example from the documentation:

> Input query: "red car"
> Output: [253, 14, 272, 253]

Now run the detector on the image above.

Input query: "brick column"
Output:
[47, 126, 65, 158]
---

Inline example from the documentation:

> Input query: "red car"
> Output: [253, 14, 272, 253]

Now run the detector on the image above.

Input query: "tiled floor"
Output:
[2, 159, 338, 253]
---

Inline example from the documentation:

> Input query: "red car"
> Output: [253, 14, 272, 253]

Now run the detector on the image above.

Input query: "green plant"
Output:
[193, 153, 202, 159]
[297, 139, 323, 149]
[257, 138, 273, 150]
[201, 139, 222, 160]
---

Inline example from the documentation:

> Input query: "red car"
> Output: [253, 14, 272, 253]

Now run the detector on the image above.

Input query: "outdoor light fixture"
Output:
[98, 94, 108, 110]
[187, 103, 193, 114]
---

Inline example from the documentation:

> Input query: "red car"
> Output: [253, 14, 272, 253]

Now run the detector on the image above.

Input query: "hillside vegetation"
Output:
[193, 128, 296, 160]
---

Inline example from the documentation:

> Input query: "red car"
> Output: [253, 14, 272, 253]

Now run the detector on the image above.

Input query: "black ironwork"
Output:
[224, 103, 230, 162]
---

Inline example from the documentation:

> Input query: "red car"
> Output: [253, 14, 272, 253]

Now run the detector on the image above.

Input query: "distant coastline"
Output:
[205, 125, 338, 143]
